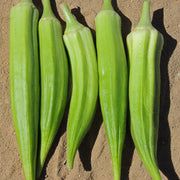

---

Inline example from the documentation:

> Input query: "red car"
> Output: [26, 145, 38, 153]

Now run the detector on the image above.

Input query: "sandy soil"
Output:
[0, 0, 180, 179]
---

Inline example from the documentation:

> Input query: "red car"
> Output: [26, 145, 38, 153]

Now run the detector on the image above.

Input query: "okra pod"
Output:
[127, 1, 164, 179]
[37, 0, 68, 176]
[9, 0, 39, 179]
[60, 3, 98, 169]
[95, 0, 128, 179]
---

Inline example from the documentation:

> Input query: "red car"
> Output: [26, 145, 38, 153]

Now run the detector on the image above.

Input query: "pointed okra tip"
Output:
[36, 161, 43, 178]
[66, 148, 75, 170]
[136, 0, 152, 28]
[67, 160, 73, 170]
[60, 3, 83, 33]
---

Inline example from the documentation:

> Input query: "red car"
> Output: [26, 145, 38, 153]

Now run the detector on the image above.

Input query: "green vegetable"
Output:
[37, 0, 68, 177]
[127, 1, 164, 179]
[60, 3, 98, 169]
[9, 0, 39, 179]
[95, 0, 128, 179]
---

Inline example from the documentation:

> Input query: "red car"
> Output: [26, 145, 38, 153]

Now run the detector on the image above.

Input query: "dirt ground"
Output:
[0, 0, 180, 180]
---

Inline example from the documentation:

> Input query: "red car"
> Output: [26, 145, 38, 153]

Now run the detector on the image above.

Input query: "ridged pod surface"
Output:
[95, 0, 128, 179]
[127, 1, 164, 180]
[9, 0, 39, 179]
[60, 3, 98, 169]
[37, 0, 68, 176]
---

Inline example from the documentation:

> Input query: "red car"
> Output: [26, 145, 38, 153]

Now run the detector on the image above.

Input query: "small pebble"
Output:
[45, 174, 48, 178]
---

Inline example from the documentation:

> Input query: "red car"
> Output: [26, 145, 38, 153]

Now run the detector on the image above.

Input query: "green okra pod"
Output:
[60, 3, 98, 169]
[9, 0, 39, 179]
[127, 1, 164, 179]
[95, 0, 128, 179]
[37, 0, 68, 177]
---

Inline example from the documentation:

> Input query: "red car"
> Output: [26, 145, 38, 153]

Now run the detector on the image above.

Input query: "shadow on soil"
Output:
[152, 8, 179, 180]
[78, 99, 103, 171]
